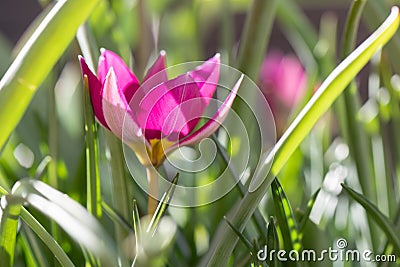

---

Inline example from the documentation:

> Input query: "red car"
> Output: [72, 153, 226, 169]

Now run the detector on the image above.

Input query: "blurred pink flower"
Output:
[259, 51, 307, 108]
[80, 49, 242, 166]
[259, 51, 308, 134]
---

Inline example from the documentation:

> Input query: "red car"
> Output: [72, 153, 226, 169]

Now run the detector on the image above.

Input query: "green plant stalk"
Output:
[0, 185, 74, 267]
[233, 0, 278, 173]
[47, 75, 62, 265]
[212, 134, 267, 241]
[18, 232, 40, 267]
[105, 132, 131, 244]
[364, 1, 400, 73]
[0, 195, 23, 267]
[236, 0, 277, 80]
[83, 77, 102, 219]
[341, 0, 380, 250]
[146, 166, 159, 216]
[77, 22, 130, 254]
[201, 8, 400, 266]
[0, 0, 99, 150]
[380, 57, 400, 215]
[341, 0, 376, 200]
[21, 225, 48, 267]
[220, 0, 233, 64]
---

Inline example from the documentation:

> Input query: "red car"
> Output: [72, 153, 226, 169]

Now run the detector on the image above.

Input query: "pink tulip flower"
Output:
[80, 49, 242, 166]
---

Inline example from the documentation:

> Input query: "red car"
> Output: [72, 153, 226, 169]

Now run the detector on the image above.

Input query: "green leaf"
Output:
[271, 179, 301, 252]
[11, 178, 124, 266]
[20, 208, 74, 267]
[83, 75, 102, 218]
[341, 183, 400, 255]
[147, 173, 179, 235]
[202, 7, 400, 266]
[0, 184, 73, 267]
[298, 188, 320, 233]
[223, 216, 254, 252]
[0, 0, 100, 150]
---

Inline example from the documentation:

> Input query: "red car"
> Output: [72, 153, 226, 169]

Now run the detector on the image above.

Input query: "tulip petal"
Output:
[188, 53, 220, 104]
[79, 56, 109, 128]
[133, 73, 205, 141]
[143, 50, 168, 84]
[97, 49, 140, 103]
[102, 68, 146, 144]
[166, 74, 244, 154]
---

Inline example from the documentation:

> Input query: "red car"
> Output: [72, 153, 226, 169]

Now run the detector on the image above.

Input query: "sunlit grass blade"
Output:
[147, 173, 179, 235]
[271, 179, 301, 252]
[342, 183, 400, 255]
[298, 188, 320, 233]
[11, 178, 124, 266]
[0, 195, 23, 267]
[202, 7, 400, 266]
[0, 0, 100, 150]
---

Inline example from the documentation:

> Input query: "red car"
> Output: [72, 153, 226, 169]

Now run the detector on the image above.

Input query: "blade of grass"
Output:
[201, 7, 400, 266]
[212, 134, 267, 241]
[0, 0, 100, 150]
[105, 132, 131, 240]
[77, 20, 132, 255]
[236, 0, 278, 80]
[101, 200, 132, 232]
[342, 183, 400, 255]
[271, 178, 301, 266]
[83, 75, 102, 218]
[340, 0, 380, 250]
[233, 0, 278, 172]
[223, 216, 254, 252]
[20, 208, 74, 267]
[18, 232, 40, 267]
[271, 179, 301, 250]
[147, 173, 179, 235]
[0, 184, 74, 266]
[131, 200, 141, 266]
[21, 225, 48, 267]
[12, 178, 123, 266]
[298, 188, 320, 232]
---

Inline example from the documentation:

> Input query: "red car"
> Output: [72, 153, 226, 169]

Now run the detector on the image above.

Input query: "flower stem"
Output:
[146, 167, 158, 216]
[105, 132, 130, 243]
